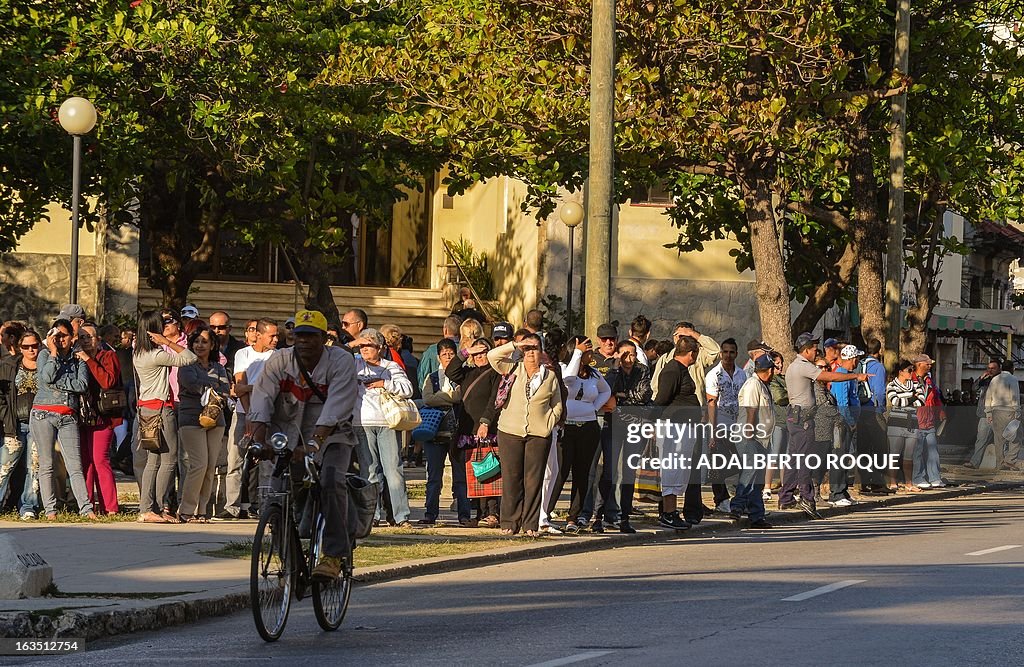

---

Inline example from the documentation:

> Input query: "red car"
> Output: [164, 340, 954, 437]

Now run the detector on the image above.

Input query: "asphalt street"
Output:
[9, 490, 1024, 667]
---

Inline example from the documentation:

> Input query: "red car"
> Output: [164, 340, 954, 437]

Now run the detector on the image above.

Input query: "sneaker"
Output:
[829, 498, 854, 507]
[591, 519, 605, 534]
[715, 499, 732, 514]
[930, 482, 947, 488]
[459, 518, 479, 528]
[604, 518, 620, 530]
[311, 555, 342, 581]
[563, 522, 580, 534]
[416, 518, 436, 526]
[749, 519, 774, 529]
[917, 482, 932, 489]
[762, 489, 773, 502]
[795, 498, 822, 519]
[212, 511, 239, 521]
[658, 512, 690, 531]
[577, 517, 590, 529]
[20, 512, 36, 521]
[540, 524, 563, 535]
[618, 520, 637, 534]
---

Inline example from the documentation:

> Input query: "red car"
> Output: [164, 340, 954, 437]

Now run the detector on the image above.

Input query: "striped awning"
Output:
[927, 313, 1012, 334]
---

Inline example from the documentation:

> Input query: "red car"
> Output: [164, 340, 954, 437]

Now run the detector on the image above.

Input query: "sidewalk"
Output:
[1, 465, 1021, 641]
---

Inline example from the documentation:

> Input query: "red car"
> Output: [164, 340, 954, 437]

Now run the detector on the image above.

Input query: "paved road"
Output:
[15, 490, 1024, 667]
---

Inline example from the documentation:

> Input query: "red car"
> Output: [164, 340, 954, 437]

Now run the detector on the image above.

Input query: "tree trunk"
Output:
[850, 124, 887, 348]
[792, 241, 857, 335]
[740, 172, 794, 358]
[901, 201, 945, 358]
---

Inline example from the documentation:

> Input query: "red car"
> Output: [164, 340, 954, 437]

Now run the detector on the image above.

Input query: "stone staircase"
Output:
[138, 281, 452, 354]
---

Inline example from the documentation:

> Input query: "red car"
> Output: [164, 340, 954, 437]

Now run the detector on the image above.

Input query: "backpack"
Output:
[857, 358, 881, 406]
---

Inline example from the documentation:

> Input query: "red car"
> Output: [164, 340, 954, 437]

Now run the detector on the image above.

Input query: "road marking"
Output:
[966, 544, 1022, 556]
[782, 579, 866, 602]
[525, 650, 615, 667]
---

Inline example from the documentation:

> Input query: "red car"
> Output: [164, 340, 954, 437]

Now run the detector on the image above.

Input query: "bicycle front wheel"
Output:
[251, 504, 293, 642]
[311, 514, 353, 631]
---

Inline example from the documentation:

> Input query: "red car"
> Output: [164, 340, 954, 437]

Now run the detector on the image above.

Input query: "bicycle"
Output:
[242, 432, 353, 642]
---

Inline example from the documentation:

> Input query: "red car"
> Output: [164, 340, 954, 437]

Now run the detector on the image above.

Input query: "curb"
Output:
[2, 481, 1021, 641]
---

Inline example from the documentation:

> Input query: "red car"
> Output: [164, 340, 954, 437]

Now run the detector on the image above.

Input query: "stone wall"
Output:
[0, 253, 98, 331]
[610, 276, 763, 345]
[1, 223, 139, 330]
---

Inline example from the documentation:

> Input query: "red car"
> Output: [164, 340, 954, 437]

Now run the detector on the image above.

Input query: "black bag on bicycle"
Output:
[346, 474, 379, 540]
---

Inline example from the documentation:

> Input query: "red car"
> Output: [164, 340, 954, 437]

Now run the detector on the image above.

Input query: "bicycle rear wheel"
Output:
[311, 513, 353, 631]
[251, 505, 293, 642]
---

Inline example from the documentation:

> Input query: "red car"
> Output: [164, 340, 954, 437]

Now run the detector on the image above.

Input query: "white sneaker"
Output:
[20, 512, 36, 521]
[716, 500, 732, 514]
[917, 482, 932, 489]
[931, 482, 947, 488]
[829, 498, 853, 507]
[762, 489, 773, 501]
[540, 524, 562, 535]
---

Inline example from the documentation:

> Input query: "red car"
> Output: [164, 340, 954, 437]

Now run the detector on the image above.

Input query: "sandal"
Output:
[524, 530, 540, 538]
[480, 515, 500, 528]
[500, 528, 514, 536]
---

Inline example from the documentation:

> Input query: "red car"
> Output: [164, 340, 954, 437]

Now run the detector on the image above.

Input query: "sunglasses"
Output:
[210, 325, 230, 331]
[162, 318, 178, 326]
[20, 344, 40, 350]
[519, 345, 540, 352]
[342, 321, 358, 327]
[285, 323, 295, 330]
[246, 326, 257, 332]
[358, 343, 379, 349]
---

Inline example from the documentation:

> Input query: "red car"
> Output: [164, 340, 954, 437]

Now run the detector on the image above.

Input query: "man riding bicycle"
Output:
[247, 309, 358, 581]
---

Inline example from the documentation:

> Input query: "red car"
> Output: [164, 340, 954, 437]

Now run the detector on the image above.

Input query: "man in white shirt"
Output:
[985, 359, 1023, 470]
[218, 319, 279, 520]
[729, 355, 776, 527]
[705, 337, 748, 513]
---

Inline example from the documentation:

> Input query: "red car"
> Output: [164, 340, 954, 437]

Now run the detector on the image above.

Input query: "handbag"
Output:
[471, 450, 501, 482]
[379, 389, 422, 430]
[411, 407, 446, 442]
[199, 387, 227, 429]
[346, 473, 380, 540]
[138, 410, 165, 452]
[634, 440, 661, 504]
[97, 388, 128, 418]
[15, 391, 34, 423]
[466, 442, 502, 497]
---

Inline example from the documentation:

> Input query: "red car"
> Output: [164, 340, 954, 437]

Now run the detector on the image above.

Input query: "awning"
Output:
[928, 312, 1012, 334]
[849, 304, 1024, 335]
[930, 306, 1024, 335]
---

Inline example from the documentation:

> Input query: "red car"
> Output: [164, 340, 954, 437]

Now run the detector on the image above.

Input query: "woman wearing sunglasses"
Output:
[30, 319, 95, 520]
[0, 330, 41, 518]
[487, 333, 563, 537]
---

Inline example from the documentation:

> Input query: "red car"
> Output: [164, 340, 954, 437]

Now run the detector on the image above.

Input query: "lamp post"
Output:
[559, 201, 585, 334]
[57, 97, 97, 305]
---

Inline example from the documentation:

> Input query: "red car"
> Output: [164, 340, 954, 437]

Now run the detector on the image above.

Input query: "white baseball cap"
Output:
[181, 304, 200, 319]
[840, 344, 864, 360]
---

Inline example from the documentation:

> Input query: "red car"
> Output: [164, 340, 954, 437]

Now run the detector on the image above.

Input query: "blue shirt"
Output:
[863, 356, 887, 410]
[830, 366, 860, 426]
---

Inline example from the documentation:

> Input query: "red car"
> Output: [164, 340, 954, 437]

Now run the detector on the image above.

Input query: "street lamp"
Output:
[58, 96, 97, 305]
[559, 201, 585, 334]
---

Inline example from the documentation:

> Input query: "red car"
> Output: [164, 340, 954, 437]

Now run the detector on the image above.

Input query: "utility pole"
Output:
[585, 0, 614, 338]
[884, 0, 911, 372]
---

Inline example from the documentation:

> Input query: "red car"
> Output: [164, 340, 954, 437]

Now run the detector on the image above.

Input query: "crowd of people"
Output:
[0, 297, 1017, 535]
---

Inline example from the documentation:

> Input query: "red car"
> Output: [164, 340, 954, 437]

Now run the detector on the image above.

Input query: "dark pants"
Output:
[424, 438, 470, 521]
[780, 414, 814, 506]
[857, 411, 888, 487]
[829, 425, 851, 501]
[548, 421, 600, 522]
[497, 431, 551, 533]
[682, 431, 707, 522]
[321, 441, 354, 558]
[595, 419, 622, 522]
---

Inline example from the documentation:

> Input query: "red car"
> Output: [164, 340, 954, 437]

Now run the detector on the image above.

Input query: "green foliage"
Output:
[0, 0, 442, 301]
[445, 236, 495, 300]
[539, 293, 581, 333]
